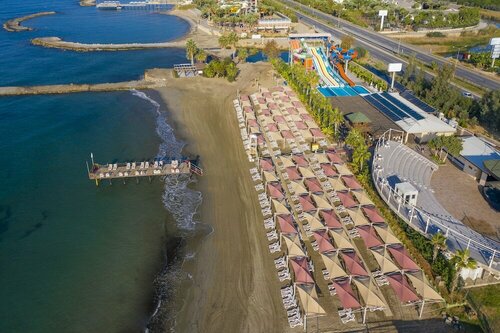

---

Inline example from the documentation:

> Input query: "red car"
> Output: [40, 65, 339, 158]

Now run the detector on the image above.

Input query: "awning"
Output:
[263, 171, 278, 183]
[321, 164, 338, 177]
[274, 115, 286, 123]
[362, 206, 384, 224]
[301, 113, 314, 121]
[329, 230, 354, 249]
[405, 271, 443, 302]
[272, 199, 290, 215]
[321, 253, 347, 279]
[312, 229, 336, 253]
[286, 167, 302, 181]
[260, 158, 274, 172]
[296, 284, 326, 315]
[353, 278, 385, 308]
[289, 180, 308, 195]
[337, 191, 358, 208]
[353, 191, 374, 207]
[333, 279, 361, 309]
[373, 225, 401, 245]
[341, 251, 369, 276]
[293, 154, 309, 167]
[295, 121, 308, 129]
[299, 167, 316, 179]
[304, 211, 326, 231]
[310, 128, 326, 138]
[299, 195, 316, 212]
[280, 156, 295, 168]
[319, 210, 342, 229]
[282, 235, 306, 258]
[347, 208, 370, 226]
[312, 194, 332, 210]
[342, 176, 362, 190]
[290, 257, 315, 284]
[357, 226, 384, 248]
[388, 245, 420, 271]
[305, 178, 323, 193]
[267, 183, 284, 200]
[276, 214, 298, 234]
[326, 151, 343, 164]
[267, 123, 279, 132]
[314, 154, 330, 164]
[281, 130, 295, 139]
[334, 163, 352, 175]
[329, 178, 347, 192]
[370, 249, 399, 274]
[386, 273, 420, 303]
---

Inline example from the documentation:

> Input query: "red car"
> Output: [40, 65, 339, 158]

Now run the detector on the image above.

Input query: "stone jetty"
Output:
[3, 12, 56, 32]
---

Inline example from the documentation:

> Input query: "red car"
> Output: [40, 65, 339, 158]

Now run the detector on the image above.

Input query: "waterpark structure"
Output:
[288, 34, 369, 97]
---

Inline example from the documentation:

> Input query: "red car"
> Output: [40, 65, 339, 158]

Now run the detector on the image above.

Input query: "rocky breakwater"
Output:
[3, 12, 56, 32]
[80, 0, 96, 6]
[31, 37, 186, 51]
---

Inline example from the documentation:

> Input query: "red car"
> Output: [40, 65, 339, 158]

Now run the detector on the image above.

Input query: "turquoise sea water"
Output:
[0, 2, 196, 332]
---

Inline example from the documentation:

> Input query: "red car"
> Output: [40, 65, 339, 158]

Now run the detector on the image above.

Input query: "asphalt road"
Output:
[281, 0, 500, 92]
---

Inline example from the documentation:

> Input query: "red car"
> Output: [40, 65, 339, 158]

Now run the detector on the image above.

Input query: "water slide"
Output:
[334, 62, 355, 87]
[310, 48, 339, 87]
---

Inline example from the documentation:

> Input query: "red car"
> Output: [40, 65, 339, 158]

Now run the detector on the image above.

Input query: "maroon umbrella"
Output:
[386, 273, 420, 303]
[301, 113, 314, 121]
[260, 108, 271, 116]
[321, 164, 338, 177]
[312, 230, 336, 253]
[299, 195, 316, 212]
[286, 167, 302, 181]
[256, 134, 265, 145]
[337, 191, 357, 208]
[281, 130, 295, 139]
[267, 123, 279, 132]
[268, 102, 278, 110]
[280, 96, 291, 102]
[295, 121, 307, 129]
[356, 226, 384, 248]
[267, 183, 284, 200]
[292, 101, 302, 107]
[333, 279, 361, 309]
[274, 115, 286, 123]
[292, 154, 309, 167]
[320, 210, 342, 229]
[341, 252, 368, 276]
[362, 206, 384, 224]
[305, 178, 323, 193]
[247, 119, 258, 127]
[277, 214, 297, 234]
[290, 257, 314, 285]
[388, 246, 420, 271]
[310, 128, 326, 138]
[326, 151, 343, 164]
[260, 158, 274, 172]
[342, 176, 362, 190]
[286, 107, 299, 115]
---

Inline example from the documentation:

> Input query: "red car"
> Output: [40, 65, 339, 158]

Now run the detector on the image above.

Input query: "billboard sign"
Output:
[491, 44, 500, 59]
[379, 10, 388, 17]
[388, 63, 403, 72]
[490, 37, 500, 46]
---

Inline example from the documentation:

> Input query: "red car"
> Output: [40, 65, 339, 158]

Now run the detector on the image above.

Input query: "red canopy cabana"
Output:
[261, 108, 271, 116]
[319, 210, 342, 229]
[267, 123, 279, 132]
[243, 106, 253, 113]
[295, 121, 308, 129]
[260, 158, 274, 172]
[292, 101, 302, 107]
[356, 226, 384, 248]
[333, 279, 361, 309]
[342, 176, 362, 190]
[280, 96, 291, 102]
[286, 107, 299, 115]
[267, 183, 284, 200]
[274, 115, 286, 123]
[326, 151, 343, 164]
[321, 164, 338, 177]
[386, 273, 420, 303]
[337, 191, 358, 208]
[301, 113, 314, 121]
[362, 206, 385, 224]
[341, 252, 369, 276]
[388, 246, 420, 271]
[292, 154, 309, 167]
[310, 128, 326, 138]
[290, 257, 315, 285]
[268, 102, 278, 110]
[277, 214, 297, 234]
[305, 178, 323, 193]
[286, 167, 302, 181]
[247, 119, 258, 127]
[281, 130, 295, 139]
[299, 195, 316, 212]
[257, 97, 266, 104]
[263, 92, 272, 98]
[312, 230, 336, 253]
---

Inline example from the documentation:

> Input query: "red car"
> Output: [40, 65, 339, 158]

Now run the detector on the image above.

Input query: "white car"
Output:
[462, 91, 473, 98]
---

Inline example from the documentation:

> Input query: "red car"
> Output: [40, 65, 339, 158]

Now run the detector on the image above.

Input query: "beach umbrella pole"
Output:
[363, 306, 368, 323]
[419, 299, 425, 318]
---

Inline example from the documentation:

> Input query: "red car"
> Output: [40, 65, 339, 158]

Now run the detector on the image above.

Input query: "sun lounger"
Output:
[126, 163, 131, 170]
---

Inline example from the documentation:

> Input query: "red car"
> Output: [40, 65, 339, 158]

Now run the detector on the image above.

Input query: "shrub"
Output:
[426, 31, 446, 38]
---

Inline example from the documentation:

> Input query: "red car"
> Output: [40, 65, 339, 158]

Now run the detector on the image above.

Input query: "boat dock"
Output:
[87, 158, 203, 184]
[96, 1, 169, 10]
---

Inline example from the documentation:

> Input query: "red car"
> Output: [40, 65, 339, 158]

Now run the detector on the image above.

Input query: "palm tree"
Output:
[218, 35, 229, 49]
[353, 145, 371, 172]
[431, 232, 447, 261]
[237, 48, 248, 63]
[451, 249, 476, 293]
[185, 39, 198, 65]
[330, 107, 344, 137]
[195, 49, 207, 64]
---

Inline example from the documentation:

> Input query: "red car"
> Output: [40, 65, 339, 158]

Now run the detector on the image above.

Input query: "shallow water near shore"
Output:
[0, 1, 199, 332]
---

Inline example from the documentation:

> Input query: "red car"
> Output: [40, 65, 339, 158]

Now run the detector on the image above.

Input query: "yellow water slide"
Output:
[311, 48, 339, 87]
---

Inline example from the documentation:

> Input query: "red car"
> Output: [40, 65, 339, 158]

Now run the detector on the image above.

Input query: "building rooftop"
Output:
[395, 181, 418, 194]
[461, 136, 500, 174]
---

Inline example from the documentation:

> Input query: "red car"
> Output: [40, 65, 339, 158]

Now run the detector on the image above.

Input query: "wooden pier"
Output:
[87, 158, 203, 184]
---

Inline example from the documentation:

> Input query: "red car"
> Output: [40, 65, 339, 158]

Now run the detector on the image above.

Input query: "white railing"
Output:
[372, 129, 499, 272]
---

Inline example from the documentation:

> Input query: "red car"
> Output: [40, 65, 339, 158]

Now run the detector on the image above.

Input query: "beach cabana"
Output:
[312, 230, 336, 254]
[319, 210, 342, 229]
[296, 284, 326, 320]
[333, 279, 361, 310]
[295, 121, 308, 130]
[300, 129, 314, 140]
[362, 206, 384, 224]
[353, 278, 385, 309]
[260, 158, 274, 172]
[260, 108, 271, 116]
[357, 226, 384, 248]
[329, 178, 347, 192]
[321, 164, 338, 177]
[312, 194, 332, 210]
[386, 273, 420, 303]
[321, 253, 347, 279]
[341, 252, 369, 277]
[405, 271, 444, 317]
[263, 171, 278, 183]
[337, 191, 358, 208]
[292, 154, 309, 167]
[370, 249, 399, 274]
[299, 195, 316, 212]
[353, 191, 374, 207]
[289, 180, 308, 196]
[281, 130, 295, 140]
[272, 199, 290, 215]
[286, 167, 302, 181]
[299, 167, 316, 179]
[282, 235, 306, 258]
[286, 107, 299, 115]
[310, 128, 326, 139]
[278, 123, 290, 131]
[347, 208, 370, 226]
[305, 178, 323, 193]
[329, 230, 354, 250]
[373, 225, 401, 246]
[267, 123, 279, 132]
[314, 154, 330, 164]
[274, 115, 286, 123]
[267, 183, 284, 200]
[301, 113, 314, 122]
[290, 257, 315, 284]
[388, 245, 420, 271]
[280, 156, 295, 168]
[342, 176, 362, 190]
[303, 211, 325, 231]
[276, 214, 297, 235]
[247, 119, 258, 127]
[326, 151, 343, 164]
[334, 164, 353, 176]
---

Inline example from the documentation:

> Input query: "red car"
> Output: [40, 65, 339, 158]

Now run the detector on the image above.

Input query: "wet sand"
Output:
[156, 63, 290, 332]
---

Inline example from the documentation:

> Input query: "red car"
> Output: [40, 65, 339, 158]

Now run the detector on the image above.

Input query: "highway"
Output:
[280, 0, 500, 92]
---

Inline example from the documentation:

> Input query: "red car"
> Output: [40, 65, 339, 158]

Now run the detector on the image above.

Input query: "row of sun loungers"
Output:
[338, 309, 356, 324]
[280, 286, 304, 328]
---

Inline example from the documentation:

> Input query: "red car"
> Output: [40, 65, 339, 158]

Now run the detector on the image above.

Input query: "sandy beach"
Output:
[156, 63, 290, 332]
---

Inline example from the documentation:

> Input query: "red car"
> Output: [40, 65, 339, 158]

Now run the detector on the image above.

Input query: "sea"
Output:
[0, 1, 201, 332]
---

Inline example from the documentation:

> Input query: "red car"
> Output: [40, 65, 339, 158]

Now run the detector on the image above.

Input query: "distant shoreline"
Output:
[3, 11, 56, 32]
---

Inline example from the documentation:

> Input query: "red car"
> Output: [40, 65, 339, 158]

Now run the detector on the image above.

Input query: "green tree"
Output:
[185, 39, 198, 65]
[475, 90, 500, 131]
[195, 49, 207, 63]
[451, 249, 476, 292]
[262, 40, 280, 59]
[431, 232, 447, 261]
[340, 35, 355, 50]
[237, 48, 248, 63]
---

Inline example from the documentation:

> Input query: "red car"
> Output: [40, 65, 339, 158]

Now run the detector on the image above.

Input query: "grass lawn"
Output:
[467, 284, 500, 333]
